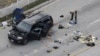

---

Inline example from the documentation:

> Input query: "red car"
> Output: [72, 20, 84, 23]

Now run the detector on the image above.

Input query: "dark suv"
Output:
[8, 14, 53, 45]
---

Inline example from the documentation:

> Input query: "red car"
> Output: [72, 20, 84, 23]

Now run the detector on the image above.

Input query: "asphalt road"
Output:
[0, 0, 100, 56]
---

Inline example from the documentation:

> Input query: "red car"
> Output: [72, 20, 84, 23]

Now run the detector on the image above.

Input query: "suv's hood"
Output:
[10, 29, 27, 37]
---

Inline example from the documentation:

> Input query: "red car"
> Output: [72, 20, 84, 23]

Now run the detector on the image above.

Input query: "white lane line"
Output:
[87, 18, 100, 28]
[70, 40, 100, 56]
[70, 47, 90, 56]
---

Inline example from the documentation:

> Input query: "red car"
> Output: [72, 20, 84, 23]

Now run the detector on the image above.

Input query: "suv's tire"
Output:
[21, 39, 28, 45]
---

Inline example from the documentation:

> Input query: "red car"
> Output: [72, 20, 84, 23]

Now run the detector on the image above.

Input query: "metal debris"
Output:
[46, 49, 52, 53]
[54, 40, 62, 44]
[53, 46, 59, 49]
[58, 24, 65, 29]
[60, 15, 64, 18]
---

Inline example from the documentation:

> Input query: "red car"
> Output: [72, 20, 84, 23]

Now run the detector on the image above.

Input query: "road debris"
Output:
[46, 49, 52, 53]
[53, 46, 59, 49]
[60, 15, 64, 18]
[58, 24, 65, 29]
[73, 31, 97, 47]
[54, 40, 62, 44]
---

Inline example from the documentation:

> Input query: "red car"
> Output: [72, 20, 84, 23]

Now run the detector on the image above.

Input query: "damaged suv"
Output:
[8, 14, 53, 45]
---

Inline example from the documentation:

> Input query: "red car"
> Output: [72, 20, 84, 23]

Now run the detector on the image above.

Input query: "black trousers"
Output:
[70, 11, 77, 24]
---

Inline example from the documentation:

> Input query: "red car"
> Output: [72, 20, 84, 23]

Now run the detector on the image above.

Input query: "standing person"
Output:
[69, 11, 74, 24]
[70, 11, 74, 21]
[75, 10, 77, 24]
[69, 10, 77, 24]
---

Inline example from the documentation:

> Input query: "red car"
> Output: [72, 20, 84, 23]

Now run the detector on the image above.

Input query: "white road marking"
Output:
[87, 18, 100, 28]
[70, 40, 100, 56]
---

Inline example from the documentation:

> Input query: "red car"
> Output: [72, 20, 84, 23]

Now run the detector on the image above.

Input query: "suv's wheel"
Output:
[22, 39, 28, 45]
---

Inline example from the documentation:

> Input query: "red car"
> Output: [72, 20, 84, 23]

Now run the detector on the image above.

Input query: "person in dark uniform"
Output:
[69, 10, 77, 24]
[75, 10, 77, 24]
[70, 11, 74, 21]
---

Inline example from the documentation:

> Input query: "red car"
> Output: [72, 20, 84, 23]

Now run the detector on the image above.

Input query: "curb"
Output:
[24, 0, 56, 15]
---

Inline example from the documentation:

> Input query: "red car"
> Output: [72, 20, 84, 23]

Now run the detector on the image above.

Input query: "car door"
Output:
[42, 16, 53, 29]
[31, 28, 42, 39]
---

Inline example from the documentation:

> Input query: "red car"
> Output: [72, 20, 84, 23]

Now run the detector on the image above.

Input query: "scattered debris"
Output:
[73, 31, 97, 47]
[65, 33, 67, 36]
[46, 49, 52, 53]
[58, 24, 65, 29]
[86, 43, 95, 47]
[67, 54, 70, 56]
[60, 15, 64, 18]
[54, 40, 62, 44]
[66, 23, 73, 29]
[53, 46, 59, 49]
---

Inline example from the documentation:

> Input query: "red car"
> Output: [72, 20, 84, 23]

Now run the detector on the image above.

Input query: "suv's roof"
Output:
[23, 13, 49, 25]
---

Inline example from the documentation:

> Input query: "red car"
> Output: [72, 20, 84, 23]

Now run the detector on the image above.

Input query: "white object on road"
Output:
[1, 21, 8, 29]
[73, 31, 83, 37]
[2, 21, 8, 26]
[76, 35, 96, 44]
[66, 23, 73, 29]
